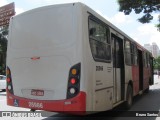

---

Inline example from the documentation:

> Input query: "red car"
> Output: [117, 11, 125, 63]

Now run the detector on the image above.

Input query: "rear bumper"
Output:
[7, 91, 86, 115]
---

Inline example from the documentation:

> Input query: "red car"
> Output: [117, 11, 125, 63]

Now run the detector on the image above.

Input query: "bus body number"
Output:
[96, 66, 103, 71]
[28, 102, 43, 108]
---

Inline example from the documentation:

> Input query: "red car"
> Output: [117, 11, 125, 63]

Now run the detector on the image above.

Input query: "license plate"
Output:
[31, 89, 44, 96]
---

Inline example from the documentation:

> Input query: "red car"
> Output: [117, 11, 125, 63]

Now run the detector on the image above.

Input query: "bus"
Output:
[6, 2, 154, 115]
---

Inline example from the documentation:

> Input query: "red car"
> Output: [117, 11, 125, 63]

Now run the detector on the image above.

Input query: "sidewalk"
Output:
[150, 75, 160, 90]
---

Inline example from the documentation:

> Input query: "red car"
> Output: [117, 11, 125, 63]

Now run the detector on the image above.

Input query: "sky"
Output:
[1, 0, 160, 48]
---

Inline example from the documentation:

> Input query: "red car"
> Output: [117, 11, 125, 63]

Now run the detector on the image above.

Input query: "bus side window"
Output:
[89, 17, 111, 62]
[125, 40, 131, 65]
[143, 52, 148, 68]
[89, 28, 96, 36]
[147, 53, 150, 67]
[131, 43, 138, 66]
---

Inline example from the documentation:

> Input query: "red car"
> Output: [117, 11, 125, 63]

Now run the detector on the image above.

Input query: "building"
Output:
[144, 44, 152, 53]
[144, 43, 159, 58]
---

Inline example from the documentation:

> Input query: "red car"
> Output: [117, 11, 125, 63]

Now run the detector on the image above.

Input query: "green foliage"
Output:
[154, 56, 160, 70]
[156, 14, 160, 31]
[0, 34, 7, 53]
[0, 26, 8, 75]
[118, 0, 160, 30]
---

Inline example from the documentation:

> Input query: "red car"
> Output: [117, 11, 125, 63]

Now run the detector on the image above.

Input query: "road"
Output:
[1, 75, 160, 120]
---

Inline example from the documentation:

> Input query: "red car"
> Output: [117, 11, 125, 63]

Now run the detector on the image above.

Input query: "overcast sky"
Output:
[1, 0, 160, 48]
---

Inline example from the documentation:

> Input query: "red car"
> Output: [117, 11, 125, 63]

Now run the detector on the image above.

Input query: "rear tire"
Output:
[144, 87, 149, 93]
[124, 85, 133, 109]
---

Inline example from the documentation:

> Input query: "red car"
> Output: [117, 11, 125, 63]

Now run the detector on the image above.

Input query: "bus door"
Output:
[138, 50, 143, 91]
[111, 34, 125, 104]
[149, 56, 154, 85]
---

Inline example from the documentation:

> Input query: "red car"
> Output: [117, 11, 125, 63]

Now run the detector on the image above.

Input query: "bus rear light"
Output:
[69, 87, 77, 94]
[70, 78, 76, 84]
[67, 63, 81, 99]
[6, 67, 14, 94]
[71, 69, 77, 75]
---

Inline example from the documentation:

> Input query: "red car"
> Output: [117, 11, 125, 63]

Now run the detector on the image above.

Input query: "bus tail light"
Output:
[6, 67, 14, 94]
[67, 63, 81, 99]
[70, 78, 76, 85]
[71, 69, 77, 75]
[69, 87, 77, 94]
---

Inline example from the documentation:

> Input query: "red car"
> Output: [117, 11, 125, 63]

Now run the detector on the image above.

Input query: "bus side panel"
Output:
[132, 65, 139, 96]
[81, 7, 94, 112]
[125, 66, 132, 84]
[143, 67, 150, 90]
[82, 10, 113, 112]
[93, 62, 113, 111]
[124, 65, 132, 99]
[94, 88, 113, 111]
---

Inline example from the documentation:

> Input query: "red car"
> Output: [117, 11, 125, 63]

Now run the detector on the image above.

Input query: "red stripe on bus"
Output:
[132, 65, 139, 96]
[7, 90, 86, 115]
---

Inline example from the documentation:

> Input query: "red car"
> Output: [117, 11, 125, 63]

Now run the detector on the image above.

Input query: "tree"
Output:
[0, 26, 8, 75]
[154, 56, 160, 70]
[118, 0, 160, 30]
[156, 14, 160, 31]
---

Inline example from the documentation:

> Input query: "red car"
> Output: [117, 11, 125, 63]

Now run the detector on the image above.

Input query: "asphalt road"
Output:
[1, 75, 160, 120]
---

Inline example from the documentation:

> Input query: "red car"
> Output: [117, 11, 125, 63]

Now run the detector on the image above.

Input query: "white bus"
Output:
[6, 2, 153, 115]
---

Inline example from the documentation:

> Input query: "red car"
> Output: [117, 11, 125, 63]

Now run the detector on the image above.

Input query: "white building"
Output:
[144, 43, 159, 58]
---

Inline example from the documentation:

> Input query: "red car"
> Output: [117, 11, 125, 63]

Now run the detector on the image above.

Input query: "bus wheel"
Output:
[144, 87, 149, 93]
[125, 85, 133, 109]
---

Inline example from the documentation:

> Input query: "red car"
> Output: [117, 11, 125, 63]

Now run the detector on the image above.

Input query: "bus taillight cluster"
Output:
[67, 63, 81, 99]
[6, 67, 14, 94]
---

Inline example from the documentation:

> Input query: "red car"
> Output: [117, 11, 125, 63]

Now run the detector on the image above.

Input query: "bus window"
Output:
[145, 52, 150, 68]
[125, 40, 131, 65]
[147, 53, 150, 67]
[143, 52, 148, 68]
[89, 18, 111, 62]
[131, 43, 138, 66]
